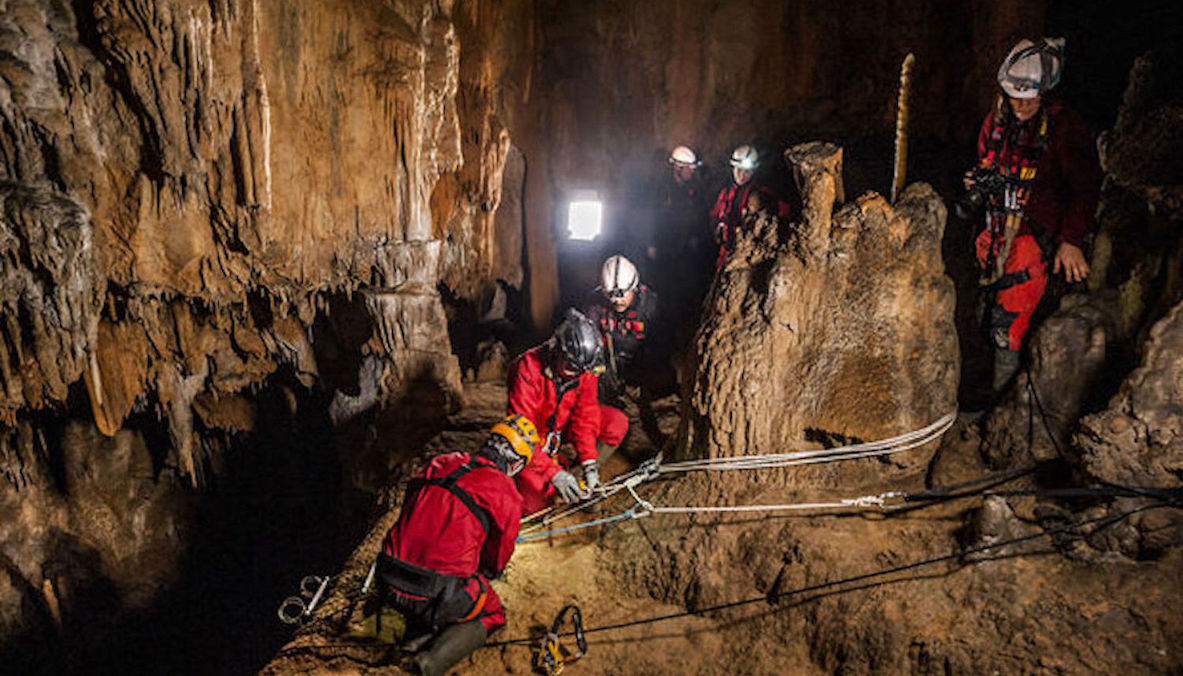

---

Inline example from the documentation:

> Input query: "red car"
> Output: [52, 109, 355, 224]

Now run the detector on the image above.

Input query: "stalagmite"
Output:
[891, 52, 915, 204]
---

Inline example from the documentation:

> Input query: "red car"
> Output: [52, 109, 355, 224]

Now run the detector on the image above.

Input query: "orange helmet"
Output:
[488, 414, 540, 473]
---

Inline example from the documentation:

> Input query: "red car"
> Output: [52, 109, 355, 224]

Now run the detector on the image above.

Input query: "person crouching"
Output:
[375, 415, 539, 676]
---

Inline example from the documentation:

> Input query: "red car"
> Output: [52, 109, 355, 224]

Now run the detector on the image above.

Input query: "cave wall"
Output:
[0, 0, 542, 659]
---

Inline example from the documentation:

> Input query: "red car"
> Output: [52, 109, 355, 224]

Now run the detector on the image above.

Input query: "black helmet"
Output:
[553, 309, 603, 375]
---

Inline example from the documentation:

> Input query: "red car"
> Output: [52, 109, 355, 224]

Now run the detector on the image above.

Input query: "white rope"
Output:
[625, 480, 907, 517]
[644, 492, 908, 514]
[519, 488, 618, 534]
[518, 411, 955, 533]
[519, 459, 662, 533]
[656, 411, 956, 474]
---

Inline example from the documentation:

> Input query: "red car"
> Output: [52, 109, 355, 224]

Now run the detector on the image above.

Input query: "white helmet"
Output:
[668, 145, 700, 167]
[997, 38, 1065, 99]
[600, 255, 639, 300]
[729, 144, 759, 171]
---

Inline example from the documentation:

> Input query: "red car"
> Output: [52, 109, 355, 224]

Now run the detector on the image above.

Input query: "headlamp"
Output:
[604, 287, 629, 300]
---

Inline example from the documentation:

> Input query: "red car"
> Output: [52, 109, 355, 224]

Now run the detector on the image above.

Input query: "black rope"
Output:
[1025, 365, 1064, 457]
[275, 498, 1180, 659]
[907, 479, 1183, 505]
[906, 465, 1036, 502]
[483, 499, 1180, 648]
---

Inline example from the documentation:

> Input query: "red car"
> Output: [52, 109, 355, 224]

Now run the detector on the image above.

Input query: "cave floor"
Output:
[262, 381, 711, 675]
[263, 383, 1183, 675]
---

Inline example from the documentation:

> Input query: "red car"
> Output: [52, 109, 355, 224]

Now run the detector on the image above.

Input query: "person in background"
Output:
[654, 145, 714, 350]
[710, 144, 789, 271]
[583, 255, 659, 454]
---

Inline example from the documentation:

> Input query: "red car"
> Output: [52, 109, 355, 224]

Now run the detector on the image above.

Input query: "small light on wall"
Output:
[567, 191, 602, 241]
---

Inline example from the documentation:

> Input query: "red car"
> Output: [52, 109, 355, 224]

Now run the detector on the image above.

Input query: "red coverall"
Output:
[974, 101, 1100, 350]
[710, 182, 790, 270]
[382, 452, 522, 632]
[507, 345, 627, 514]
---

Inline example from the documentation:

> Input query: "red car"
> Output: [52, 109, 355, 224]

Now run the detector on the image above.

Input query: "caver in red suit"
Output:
[973, 99, 1099, 352]
[971, 38, 1101, 395]
[379, 450, 522, 633]
[508, 344, 627, 514]
[376, 415, 538, 676]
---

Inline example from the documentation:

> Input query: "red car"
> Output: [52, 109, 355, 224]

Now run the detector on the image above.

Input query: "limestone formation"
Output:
[980, 294, 1116, 469]
[1076, 301, 1183, 489]
[683, 141, 957, 477]
[0, 185, 100, 423]
[0, 421, 191, 663]
[0, 0, 486, 474]
[0, 0, 532, 656]
[1091, 52, 1183, 340]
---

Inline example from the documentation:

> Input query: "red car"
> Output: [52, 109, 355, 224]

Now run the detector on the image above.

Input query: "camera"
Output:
[954, 167, 1010, 220]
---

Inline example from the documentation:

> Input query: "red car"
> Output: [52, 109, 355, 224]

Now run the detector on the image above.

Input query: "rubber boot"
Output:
[992, 348, 1021, 396]
[412, 620, 488, 676]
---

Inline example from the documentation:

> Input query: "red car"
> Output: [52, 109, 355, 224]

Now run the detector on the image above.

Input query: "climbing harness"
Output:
[278, 575, 331, 625]
[532, 605, 587, 675]
[978, 106, 1051, 286]
[406, 462, 497, 535]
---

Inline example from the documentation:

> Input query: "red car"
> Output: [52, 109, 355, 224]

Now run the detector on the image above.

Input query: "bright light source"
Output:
[567, 200, 602, 241]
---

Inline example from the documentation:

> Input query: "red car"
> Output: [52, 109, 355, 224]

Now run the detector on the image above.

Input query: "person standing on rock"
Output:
[710, 144, 790, 272]
[375, 415, 539, 676]
[508, 309, 622, 514]
[965, 38, 1101, 393]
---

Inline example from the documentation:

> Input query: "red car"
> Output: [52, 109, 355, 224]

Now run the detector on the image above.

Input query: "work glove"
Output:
[581, 460, 601, 491]
[550, 470, 583, 504]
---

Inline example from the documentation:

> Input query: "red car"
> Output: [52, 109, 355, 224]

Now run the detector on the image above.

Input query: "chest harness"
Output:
[377, 462, 496, 633]
[717, 183, 755, 251]
[979, 109, 1050, 287]
[542, 372, 579, 457]
[596, 310, 646, 340]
